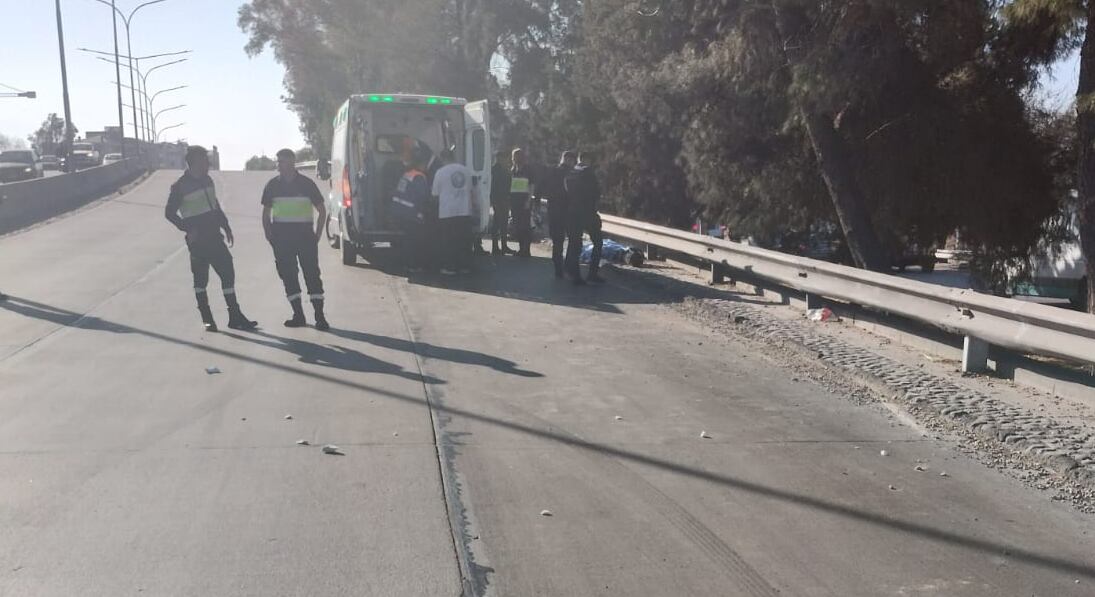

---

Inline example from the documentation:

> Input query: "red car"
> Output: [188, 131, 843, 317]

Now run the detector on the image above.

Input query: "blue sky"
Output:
[0, 0, 304, 170]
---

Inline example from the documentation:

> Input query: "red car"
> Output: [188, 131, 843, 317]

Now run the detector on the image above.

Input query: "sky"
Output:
[0, 0, 304, 170]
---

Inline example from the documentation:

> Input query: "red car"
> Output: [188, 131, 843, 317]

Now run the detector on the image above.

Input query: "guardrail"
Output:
[296, 161, 318, 171]
[600, 214, 1095, 372]
[0, 158, 148, 235]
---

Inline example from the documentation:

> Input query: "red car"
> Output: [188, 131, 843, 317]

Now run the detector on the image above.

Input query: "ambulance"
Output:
[317, 94, 491, 264]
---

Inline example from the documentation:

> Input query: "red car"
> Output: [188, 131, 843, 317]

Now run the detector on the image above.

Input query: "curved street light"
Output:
[89, 50, 189, 140]
[87, 0, 173, 146]
[152, 104, 185, 136]
[156, 122, 185, 142]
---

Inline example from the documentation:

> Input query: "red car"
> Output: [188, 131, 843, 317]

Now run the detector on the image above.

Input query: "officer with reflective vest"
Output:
[261, 148, 330, 330]
[509, 148, 537, 258]
[390, 149, 433, 272]
[165, 145, 258, 331]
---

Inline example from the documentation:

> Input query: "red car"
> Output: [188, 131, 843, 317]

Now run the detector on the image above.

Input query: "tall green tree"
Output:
[27, 113, 75, 156]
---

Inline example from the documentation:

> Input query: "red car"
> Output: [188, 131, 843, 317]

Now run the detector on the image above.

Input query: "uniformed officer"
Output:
[390, 150, 433, 272]
[165, 145, 258, 331]
[261, 148, 330, 330]
[509, 148, 537, 258]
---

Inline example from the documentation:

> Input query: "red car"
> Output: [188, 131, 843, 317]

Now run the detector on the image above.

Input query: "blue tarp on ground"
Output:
[581, 239, 639, 265]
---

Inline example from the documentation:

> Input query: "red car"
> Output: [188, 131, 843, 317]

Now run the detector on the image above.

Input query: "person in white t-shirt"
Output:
[432, 149, 479, 274]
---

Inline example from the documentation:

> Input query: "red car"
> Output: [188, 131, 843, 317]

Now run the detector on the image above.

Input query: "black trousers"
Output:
[439, 216, 472, 270]
[549, 211, 568, 273]
[189, 237, 236, 306]
[565, 213, 603, 278]
[271, 226, 324, 302]
[510, 196, 532, 253]
[491, 202, 510, 246]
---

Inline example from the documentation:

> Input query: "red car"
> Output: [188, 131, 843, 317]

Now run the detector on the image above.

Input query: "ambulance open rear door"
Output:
[464, 100, 491, 232]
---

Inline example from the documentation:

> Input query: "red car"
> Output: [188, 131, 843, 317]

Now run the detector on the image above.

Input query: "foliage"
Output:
[245, 155, 277, 171]
[26, 114, 74, 155]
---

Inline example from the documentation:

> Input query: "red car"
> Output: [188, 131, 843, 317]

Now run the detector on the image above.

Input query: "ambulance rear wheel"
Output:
[342, 238, 357, 265]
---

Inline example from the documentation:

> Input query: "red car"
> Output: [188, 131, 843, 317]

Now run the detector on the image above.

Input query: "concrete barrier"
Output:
[0, 158, 149, 236]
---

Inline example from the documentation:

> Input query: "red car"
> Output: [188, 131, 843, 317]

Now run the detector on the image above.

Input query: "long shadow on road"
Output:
[3, 294, 1095, 581]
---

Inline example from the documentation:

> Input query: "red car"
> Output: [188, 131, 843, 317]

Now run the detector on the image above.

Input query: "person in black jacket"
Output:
[543, 151, 577, 278]
[490, 151, 513, 255]
[564, 151, 605, 284]
[165, 146, 258, 331]
[509, 148, 537, 258]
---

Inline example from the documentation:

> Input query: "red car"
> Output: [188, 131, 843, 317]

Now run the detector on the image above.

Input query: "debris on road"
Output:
[393, 432, 399, 437]
[205, 367, 221, 375]
[700, 431, 712, 439]
[284, 415, 293, 420]
[296, 439, 310, 446]
[880, 449, 889, 457]
[889, 485, 898, 491]
[940, 471, 949, 477]
[807, 307, 837, 322]
[540, 510, 553, 517]
[614, 416, 624, 421]
[914, 465, 927, 472]
[322, 444, 343, 455]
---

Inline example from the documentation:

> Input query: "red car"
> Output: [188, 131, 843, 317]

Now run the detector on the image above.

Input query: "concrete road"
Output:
[1, 171, 1093, 596]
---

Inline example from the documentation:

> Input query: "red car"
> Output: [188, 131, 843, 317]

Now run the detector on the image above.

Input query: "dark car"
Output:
[39, 155, 61, 171]
[69, 143, 102, 170]
[0, 149, 44, 183]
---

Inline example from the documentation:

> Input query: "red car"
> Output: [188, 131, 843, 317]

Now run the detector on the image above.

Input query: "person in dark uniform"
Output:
[390, 152, 433, 272]
[543, 150, 578, 278]
[165, 145, 258, 331]
[565, 151, 605, 284]
[490, 151, 513, 255]
[262, 148, 330, 330]
[509, 148, 537, 258]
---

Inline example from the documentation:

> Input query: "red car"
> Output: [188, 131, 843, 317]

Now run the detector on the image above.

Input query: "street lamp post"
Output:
[90, 0, 171, 151]
[83, 48, 190, 142]
[156, 122, 185, 142]
[152, 104, 185, 136]
[55, 0, 75, 172]
[110, 0, 126, 157]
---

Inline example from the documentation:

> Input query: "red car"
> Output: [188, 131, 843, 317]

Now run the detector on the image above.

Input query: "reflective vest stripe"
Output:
[179, 187, 218, 219]
[510, 177, 530, 194]
[271, 196, 314, 223]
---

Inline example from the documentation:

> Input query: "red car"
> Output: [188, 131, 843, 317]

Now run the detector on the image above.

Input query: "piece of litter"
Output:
[205, 367, 221, 375]
[914, 465, 927, 472]
[393, 432, 399, 437]
[939, 471, 949, 477]
[700, 431, 712, 439]
[322, 444, 342, 455]
[888, 485, 898, 491]
[853, 446, 861, 450]
[240, 417, 246, 421]
[879, 450, 889, 457]
[540, 510, 553, 517]
[807, 307, 837, 322]
[284, 415, 293, 420]
[614, 416, 624, 421]
[295, 439, 310, 446]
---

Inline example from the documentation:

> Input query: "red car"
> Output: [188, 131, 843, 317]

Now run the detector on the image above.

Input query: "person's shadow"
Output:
[328, 327, 543, 378]
[223, 329, 445, 386]
[0, 295, 133, 334]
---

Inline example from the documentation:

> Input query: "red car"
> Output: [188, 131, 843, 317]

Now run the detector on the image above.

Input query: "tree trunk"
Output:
[802, 110, 892, 272]
[1077, 1, 1095, 313]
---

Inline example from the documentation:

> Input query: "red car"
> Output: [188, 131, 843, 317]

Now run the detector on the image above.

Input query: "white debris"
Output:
[700, 431, 712, 439]
[284, 415, 293, 420]
[393, 432, 399, 437]
[614, 416, 624, 421]
[939, 471, 949, 477]
[889, 485, 898, 491]
[205, 367, 221, 375]
[807, 307, 836, 322]
[914, 465, 927, 472]
[296, 439, 310, 446]
[880, 450, 889, 457]
[540, 510, 553, 517]
[322, 444, 342, 455]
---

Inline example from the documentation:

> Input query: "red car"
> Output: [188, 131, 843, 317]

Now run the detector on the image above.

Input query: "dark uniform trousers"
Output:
[189, 236, 239, 308]
[271, 226, 324, 301]
[565, 213, 603, 279]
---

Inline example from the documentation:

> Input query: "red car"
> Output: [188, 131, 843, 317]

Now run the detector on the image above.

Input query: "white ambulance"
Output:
[317, 94, 491, 264]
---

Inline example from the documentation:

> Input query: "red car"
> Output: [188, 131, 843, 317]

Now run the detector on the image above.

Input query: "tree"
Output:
[0, 133, 26, 150]
[27, 113, 75, 156]
[296, 146, 316, 162]
[245, 155, 277, 171]
[1004, 0, 1095, 312]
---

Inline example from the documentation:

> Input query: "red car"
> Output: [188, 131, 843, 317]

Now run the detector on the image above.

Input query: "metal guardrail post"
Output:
[963, 336, 990, 373]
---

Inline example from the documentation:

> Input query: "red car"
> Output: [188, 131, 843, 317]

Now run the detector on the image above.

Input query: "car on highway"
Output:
[102, 153, 124, 165]
[70, 143, 102, 170]
[38, 155, 61, 171]
[1009, 208, 1089, 308]
[318, 93, 491, 265]
[0, 149, 44, 183]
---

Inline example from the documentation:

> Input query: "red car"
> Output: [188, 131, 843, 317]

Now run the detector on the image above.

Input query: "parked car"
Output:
[70, 143, 102, 169]
[1009, 208, 1088, 309]
[102, 153, 123, 165]
[38, 155, 61, 171]
[0, 149, 44, 183]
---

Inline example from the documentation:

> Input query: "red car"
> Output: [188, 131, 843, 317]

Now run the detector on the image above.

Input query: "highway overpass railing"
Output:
[0, 158, 149, 236]
[600, 214, 1095, 373]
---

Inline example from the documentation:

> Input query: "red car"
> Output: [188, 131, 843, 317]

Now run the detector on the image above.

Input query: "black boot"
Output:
[225, 293, 258, 330]
[0, 291, 7, 302]
[312, 299, 330, 331]
[197, 294, 218, 332]
[284, 298, 307, 328]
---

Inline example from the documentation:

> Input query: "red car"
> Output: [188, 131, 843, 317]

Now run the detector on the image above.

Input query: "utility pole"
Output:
[55, 0, 75, 172]
[111, 0, 126, 158]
